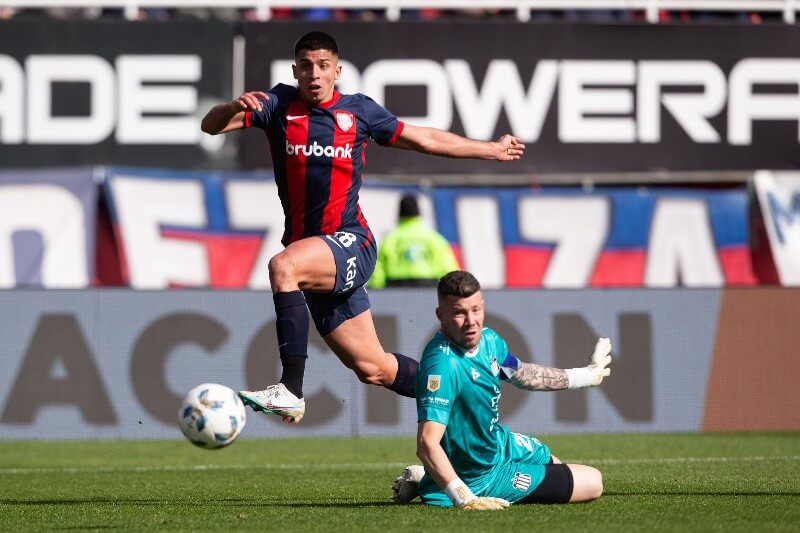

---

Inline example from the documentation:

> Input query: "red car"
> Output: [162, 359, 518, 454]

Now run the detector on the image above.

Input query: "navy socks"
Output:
[388, 352, 419, 398]
[279, 355, 306, 399]
[274, 291, 308, 398]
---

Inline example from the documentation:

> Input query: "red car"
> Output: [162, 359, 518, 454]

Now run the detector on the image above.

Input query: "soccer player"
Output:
[392, 271, 611, 509]
[200, 32, 525, 423]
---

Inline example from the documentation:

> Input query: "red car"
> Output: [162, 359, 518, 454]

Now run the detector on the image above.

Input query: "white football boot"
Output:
[238, 384, 305, 423]
[392, 465, 425, 504]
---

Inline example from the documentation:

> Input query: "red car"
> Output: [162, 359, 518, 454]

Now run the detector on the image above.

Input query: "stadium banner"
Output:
[101, 167, 756, 289]
[0, 167, 97, 288]
[0, 288, 797, 440]
[0, 20, 234, 169]
[243, 22, 800, 174]
[753, 171, 800, 286]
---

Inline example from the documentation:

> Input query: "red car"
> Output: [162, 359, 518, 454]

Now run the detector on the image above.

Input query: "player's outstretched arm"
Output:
[201, 91, 269, 135]
[509, 362, 570, 391]
[394, 124, 524, 162]
[509, 337, 612, 391]
[417, 421, 510, 510]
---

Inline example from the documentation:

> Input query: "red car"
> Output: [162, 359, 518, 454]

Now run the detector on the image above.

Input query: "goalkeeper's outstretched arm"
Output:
[508, 362, 570, 391]
[417, 421, 510, 510]
[509, 337, 613, 391]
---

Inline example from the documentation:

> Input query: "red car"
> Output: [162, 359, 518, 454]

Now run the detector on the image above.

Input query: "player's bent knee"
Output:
[268, 253, 296, 287]
[586, 469, 603, 500]
[268, 254, 290, 277]
[568, 465, 603, 503]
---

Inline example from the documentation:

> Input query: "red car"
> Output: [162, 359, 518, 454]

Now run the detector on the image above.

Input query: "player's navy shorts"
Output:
[304, 227, 377, 337]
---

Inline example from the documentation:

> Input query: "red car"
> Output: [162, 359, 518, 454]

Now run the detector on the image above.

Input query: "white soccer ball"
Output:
[178, 383, 246, 449]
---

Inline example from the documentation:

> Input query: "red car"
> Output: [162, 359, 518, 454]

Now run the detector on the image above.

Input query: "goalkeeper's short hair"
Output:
[438, 271, 481, 302]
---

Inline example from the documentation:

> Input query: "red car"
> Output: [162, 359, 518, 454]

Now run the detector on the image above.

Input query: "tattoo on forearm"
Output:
[509, 362, 569, 391]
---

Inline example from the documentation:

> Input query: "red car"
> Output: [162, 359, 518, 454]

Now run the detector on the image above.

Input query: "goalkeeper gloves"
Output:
[444, 477, 511, 510]
[462, 497, 511, 510]
[392, 465, 424, 504]
[565, 337, 612, 389]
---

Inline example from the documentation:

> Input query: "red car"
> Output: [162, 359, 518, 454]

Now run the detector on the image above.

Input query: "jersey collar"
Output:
[315, 90, 341, 109]
[439, 330, 480, 358]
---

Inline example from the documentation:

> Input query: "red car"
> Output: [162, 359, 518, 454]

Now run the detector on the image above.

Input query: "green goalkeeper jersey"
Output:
[416, 327, 532, 504]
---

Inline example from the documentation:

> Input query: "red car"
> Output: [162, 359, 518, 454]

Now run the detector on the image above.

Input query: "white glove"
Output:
[392, 465, 424, 504]
[589, 337, 612, 383]
[566, 337, 612, 389]
[444, 477, 511, 510]
[461, 497, 511, 510]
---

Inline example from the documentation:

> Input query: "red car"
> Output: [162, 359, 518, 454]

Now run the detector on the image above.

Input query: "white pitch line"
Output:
[0, 456, 798, 475]
[0, 462, 410, 475]
[582, 455, 800, 465]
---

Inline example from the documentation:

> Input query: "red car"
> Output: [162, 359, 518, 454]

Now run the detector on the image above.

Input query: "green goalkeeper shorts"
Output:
[419, 432, 554, 506]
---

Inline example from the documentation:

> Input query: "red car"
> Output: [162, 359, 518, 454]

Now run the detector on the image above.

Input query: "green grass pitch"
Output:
[1, 433, 798, 531]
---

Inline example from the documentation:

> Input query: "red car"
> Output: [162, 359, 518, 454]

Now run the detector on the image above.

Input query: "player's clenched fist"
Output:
[461, 497, 511, 510]
[230, 91, 269, 112]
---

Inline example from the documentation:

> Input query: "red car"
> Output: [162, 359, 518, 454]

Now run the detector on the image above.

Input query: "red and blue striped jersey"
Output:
[245, 84, 405, 246]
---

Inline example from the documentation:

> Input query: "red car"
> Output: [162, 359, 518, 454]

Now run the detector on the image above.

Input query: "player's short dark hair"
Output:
[294, 31, 339, 57]
[437, 271, 481, 301]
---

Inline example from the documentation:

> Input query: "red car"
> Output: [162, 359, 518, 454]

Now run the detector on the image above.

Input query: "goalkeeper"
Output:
[393, 270, 611, 510]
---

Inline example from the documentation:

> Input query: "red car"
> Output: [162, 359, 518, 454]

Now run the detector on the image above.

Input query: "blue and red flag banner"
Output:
[102, 167, 282, 289]
[754, 171, 800, 286]
[100, 167, 757, 289]
[0, 167, 97, 288]
[432, 186, 756, 288]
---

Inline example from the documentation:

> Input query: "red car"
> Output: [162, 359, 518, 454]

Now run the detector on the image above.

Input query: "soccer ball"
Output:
[178, 383, 246, 449]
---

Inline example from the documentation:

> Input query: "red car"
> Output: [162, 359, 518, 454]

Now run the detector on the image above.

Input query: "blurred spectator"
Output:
[352, 9, 383, 21]
[564, 9, 633, 22]
[369, 194, 460, 289]
[455, 8, 504, 18]
[42, 7, 103, 19]
[410, 8, 444, 20]
[295, 8, 349, 21]
[0, 5, 781, 23]
[141, 8, 173, 21]
[242, 7, 293, 21]
[170, 7, 242, 21]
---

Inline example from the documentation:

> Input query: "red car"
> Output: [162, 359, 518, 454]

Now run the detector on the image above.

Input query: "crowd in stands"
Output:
[0, 7, 786, 23]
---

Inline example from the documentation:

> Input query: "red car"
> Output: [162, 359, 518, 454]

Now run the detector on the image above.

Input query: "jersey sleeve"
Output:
[416, 345, 460, 426]
[245, 84, 291, 130]
[359, 94, 404, 146]
[485, 328, 520, 381]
